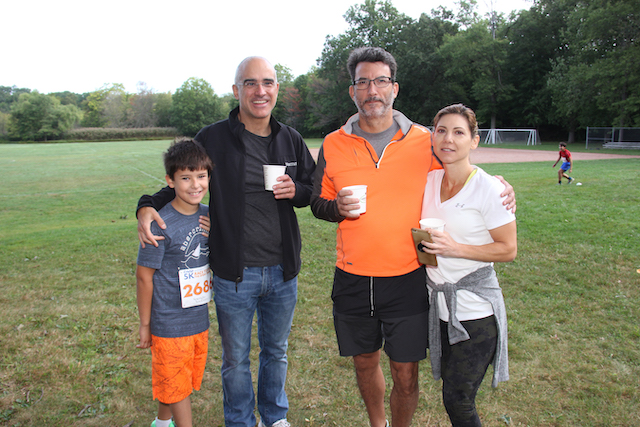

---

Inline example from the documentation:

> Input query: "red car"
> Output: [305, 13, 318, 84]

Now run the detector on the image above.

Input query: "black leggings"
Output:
[440, 316, 497, 427]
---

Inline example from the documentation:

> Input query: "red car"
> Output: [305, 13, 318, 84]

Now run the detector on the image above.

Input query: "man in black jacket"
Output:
[137, 57, 316, 427]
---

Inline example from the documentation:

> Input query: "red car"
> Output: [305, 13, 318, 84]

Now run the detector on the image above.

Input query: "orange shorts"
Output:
[151, 330, 209, 404]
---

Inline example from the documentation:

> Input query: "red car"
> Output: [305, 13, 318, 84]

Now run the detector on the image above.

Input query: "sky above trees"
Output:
[2, 0, 531, 97]
[5, 0, 636, 142]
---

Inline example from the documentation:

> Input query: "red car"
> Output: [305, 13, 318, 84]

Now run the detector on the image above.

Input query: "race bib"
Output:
[178, 264, 212, 308]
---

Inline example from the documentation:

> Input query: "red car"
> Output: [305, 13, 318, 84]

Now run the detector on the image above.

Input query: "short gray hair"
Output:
[346, 47, 398, 81]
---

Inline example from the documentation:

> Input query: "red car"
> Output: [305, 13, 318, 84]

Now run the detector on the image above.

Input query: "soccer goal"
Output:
[480, 129, 540, 145]
[586, 127, 640, 149]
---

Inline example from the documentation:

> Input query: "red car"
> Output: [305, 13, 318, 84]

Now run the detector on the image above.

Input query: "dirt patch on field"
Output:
[307, 146, 640, 163]
[470, 147, 640, 164]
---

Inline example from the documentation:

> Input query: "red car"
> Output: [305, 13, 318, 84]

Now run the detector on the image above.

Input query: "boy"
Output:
[136, 138, 214, 427]
[552, 142, 574, 184]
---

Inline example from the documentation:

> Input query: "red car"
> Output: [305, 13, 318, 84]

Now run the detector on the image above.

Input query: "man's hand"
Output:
[273, 174, 297, 200]
[337, 188, 362, 219]
[199, 213, 210, 238]
[495, 175, 516, 213]
[137, 206, 165, 248]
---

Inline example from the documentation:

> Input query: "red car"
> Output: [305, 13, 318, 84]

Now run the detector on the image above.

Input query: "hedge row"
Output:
[64, 127, 181, 141]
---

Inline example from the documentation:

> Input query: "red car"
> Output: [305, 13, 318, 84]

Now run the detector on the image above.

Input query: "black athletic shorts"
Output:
[332, 267, 429, 362]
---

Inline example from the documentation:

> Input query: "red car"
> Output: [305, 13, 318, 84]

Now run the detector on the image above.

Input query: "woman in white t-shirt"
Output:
[419, 104, 517, 427]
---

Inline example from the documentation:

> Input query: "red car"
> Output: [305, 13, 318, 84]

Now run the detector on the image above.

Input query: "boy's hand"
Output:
[137, 207, 165, 248]
[137, 325, 152, 349]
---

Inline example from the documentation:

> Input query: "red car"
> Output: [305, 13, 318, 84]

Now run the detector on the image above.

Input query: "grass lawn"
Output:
[0, 140, 639, 426]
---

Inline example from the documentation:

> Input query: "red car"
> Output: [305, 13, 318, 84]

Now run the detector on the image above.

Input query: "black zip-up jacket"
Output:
[137, 107, 316, 283]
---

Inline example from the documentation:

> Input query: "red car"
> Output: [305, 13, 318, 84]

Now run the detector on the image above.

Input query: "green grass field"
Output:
[1, 140, 639, 426]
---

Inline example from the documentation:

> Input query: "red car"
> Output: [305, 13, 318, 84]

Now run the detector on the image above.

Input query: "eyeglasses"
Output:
[352, 76, 395, 90]
[237, 80, 276, 89]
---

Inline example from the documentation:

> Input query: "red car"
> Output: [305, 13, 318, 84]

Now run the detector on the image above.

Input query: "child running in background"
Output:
[552, 142, 574, 184]
[136, 138, 214, 427]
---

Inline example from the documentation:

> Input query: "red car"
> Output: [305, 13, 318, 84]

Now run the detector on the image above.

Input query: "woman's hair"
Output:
[432, 104, 479, 136]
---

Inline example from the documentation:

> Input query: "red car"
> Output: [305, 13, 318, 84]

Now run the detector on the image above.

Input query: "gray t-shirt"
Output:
[242, 129, 283, 267]
[136, 203, 210, 338]
[352, 120, 402, 158]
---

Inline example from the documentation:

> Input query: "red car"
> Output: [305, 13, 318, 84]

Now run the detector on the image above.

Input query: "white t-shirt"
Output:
[422, 167, 516, 321]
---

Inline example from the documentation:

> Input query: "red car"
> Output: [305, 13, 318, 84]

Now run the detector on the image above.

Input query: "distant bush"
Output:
[64, 127, 180, 141]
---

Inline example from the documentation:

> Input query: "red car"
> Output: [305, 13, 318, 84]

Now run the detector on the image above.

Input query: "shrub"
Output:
[64, 127, 180, 141]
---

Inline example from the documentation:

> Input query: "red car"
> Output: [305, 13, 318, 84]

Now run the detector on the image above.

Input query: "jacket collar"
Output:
[342, 109, 413, 136]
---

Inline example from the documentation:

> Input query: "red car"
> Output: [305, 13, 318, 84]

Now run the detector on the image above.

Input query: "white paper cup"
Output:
[420, 218, 446, 231]
[342, 185, 367, 214]
[263, 165, 287, 191]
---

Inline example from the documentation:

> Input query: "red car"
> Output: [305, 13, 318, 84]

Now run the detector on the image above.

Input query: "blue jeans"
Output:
[213, 265, 297, 427]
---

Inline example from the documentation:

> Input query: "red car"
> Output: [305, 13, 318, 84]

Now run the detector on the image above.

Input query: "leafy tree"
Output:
[154, 92, 173, 128]
[455, 0, 482, 29]
[171, 78, 224, 136]
[542, 0, 640, 140]
[290, 72, 318, 137]
[0, 86, 31, 113]
[0, 111, 9, 139]
[275, 64, 295, 86]
[127, 82, 156, 128]
[50, 91, 85, 107]
[278, 86, 306, 131]
[393, 7, 459, 125]
[501, 4, 565, 128]
[432, 0, 517, 129]
[219, 93, 239, 116]
[438, 20, 515, 128]
[102, 84, 128, 128]
[9, 92, 81, 141]
[547, 58, 600, 142]
[81, 90, 106, 127]
[273, 64, 295, 122]
[566, 0, 640, 127]
[81, 83, 126, 128]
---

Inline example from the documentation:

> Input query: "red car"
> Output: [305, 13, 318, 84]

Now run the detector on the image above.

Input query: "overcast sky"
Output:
[2, 0, 532, 97]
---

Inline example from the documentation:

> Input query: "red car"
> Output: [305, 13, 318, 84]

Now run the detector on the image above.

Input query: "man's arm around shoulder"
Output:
[136, 186, 175, 247]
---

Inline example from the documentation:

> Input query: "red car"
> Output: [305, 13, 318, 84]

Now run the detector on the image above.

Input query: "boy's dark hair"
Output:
[347, 47, 398, 81]
[559, 142, 567, 148]
[163, 137, 214, 179]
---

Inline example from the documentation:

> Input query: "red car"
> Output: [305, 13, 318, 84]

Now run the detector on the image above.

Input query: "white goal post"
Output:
[480, 129, 540, 145]
[586, 127, 640, 149]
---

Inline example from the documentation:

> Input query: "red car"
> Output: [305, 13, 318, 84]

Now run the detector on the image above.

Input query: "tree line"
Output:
[0, 79, 236, 142]
[2, 0, 638, 143]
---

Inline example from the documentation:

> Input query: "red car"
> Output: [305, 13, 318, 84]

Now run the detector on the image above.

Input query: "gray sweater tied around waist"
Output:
[427, 265, 509, 388]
